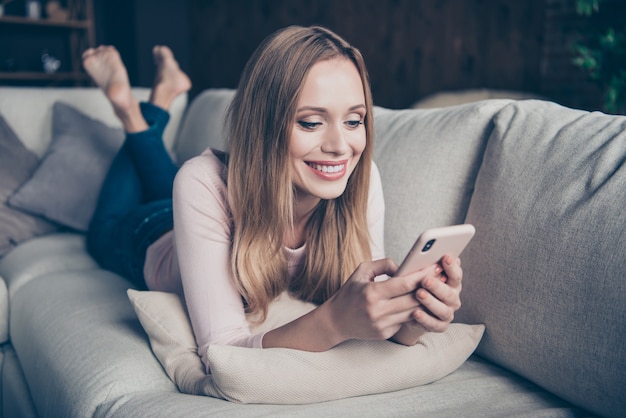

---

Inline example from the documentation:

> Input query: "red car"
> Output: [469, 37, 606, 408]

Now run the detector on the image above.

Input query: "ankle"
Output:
[115, 101, 149, 133]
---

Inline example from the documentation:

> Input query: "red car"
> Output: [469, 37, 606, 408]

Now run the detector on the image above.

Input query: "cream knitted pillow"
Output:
[128, 289, 484, 404]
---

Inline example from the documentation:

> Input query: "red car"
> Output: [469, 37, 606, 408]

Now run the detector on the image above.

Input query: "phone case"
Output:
[394, 224, 475, 276]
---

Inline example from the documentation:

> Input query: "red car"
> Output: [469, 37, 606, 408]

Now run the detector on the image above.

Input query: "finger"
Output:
[378, 304, 424, 335]
[352, 258, 399, 283]
[413, 308, 450, 333]
[418, 277, 461, 313]
[441, 255, 463, 289]
[377, 269, 427, 299]
[416, 286, 456, 320]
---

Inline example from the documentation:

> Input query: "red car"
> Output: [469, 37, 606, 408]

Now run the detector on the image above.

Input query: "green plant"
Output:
[572, 0, 626, 114]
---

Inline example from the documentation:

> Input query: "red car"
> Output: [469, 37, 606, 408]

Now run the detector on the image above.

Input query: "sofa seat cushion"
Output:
[457, 100, 626, 417]
[93, 357, 581, 417]
[372, 100, 511, 262]
[0, 233, 98, 301]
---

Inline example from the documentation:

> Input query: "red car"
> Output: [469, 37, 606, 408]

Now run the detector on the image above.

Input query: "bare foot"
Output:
[149, 45, 192, 110]
[82, 46, 147, 132]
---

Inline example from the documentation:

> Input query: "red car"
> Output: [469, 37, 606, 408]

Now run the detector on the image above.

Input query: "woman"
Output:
[85, 26, 463, 372]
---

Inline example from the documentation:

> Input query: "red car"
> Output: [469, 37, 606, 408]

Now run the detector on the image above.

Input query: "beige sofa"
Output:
[0, 86, 624, 417]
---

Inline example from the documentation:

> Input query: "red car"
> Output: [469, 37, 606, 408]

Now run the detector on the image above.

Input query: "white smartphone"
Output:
[394, 224, 475, 277]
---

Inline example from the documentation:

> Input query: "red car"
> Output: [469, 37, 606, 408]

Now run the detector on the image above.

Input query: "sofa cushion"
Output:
[127, 289, 484, 404]
[0, 114, 59, 258]
[0, 87, 185, 158]
[9, 102, 125, 231]
[174, 88, 234, 163]
[457, 100, 626, 417]
[0, 233, 97, 300]
[10, 269, 178, 418]
[372, 100, 511, 262]
[0, 231, 96, 350]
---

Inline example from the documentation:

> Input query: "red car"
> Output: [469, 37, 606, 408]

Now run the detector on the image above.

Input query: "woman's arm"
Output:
[173, 151, 263, 370]
[262, 258, 433, 350]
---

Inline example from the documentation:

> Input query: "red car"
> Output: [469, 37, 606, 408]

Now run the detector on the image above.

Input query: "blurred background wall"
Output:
[3, 0, 623, 112]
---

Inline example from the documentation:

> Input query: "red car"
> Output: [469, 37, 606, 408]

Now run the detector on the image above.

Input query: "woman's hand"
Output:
[323, 258, 431, 344]
[262, 256, 462, 351]
[390, 255, 463, 346]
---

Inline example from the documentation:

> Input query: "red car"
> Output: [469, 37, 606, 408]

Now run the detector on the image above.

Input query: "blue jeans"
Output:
[86, 103, 178, 288]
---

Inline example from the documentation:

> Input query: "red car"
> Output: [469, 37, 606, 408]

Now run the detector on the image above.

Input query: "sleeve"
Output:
[368, 161, 386, 260]
[172, 152, 264, 372]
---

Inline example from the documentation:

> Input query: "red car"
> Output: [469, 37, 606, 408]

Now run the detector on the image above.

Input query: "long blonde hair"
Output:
[226, 25, 374, 320]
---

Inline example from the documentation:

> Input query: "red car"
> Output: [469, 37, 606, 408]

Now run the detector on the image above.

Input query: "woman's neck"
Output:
[284, 193, 321, 249]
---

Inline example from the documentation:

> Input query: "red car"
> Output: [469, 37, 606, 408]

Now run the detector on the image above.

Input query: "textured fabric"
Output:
[0, 114, 58, 257]
[0, 233, 97, 300]
[128, 290, 484, 404]
[5, 266, 583, 418]
[9, 102, 124, 231]
[372, 100, 511, 263]
[127, 289, 484, 404]
[10, 269, 177, 418]
[457, 100, 626, 418]
[94, 357, 583, 418]
[208, 325, 484, 404]
[169, 149, 386, 370]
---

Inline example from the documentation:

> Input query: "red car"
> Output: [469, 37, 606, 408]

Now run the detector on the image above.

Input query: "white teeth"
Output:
[308, 163, 345, 173]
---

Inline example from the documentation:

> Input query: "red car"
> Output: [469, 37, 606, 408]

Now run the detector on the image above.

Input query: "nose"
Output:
[321, 122, 350, 155]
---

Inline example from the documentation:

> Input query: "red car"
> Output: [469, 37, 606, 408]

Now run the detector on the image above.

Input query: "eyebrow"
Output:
[296, 104, 366, 114]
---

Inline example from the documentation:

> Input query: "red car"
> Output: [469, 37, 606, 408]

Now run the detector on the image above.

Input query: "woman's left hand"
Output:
[390, 255, 463, 345]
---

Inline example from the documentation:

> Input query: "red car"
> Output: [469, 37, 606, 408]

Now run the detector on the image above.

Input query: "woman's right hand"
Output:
[324, 258, 432, 344]
[262, 258, 437, 352]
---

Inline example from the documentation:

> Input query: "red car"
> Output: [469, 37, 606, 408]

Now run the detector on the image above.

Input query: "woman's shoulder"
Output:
[174, 148, 230, 204]
[178, 148, 228, 182]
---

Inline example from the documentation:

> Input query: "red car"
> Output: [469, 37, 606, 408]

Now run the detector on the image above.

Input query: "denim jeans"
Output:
[86, 103, 178, 288]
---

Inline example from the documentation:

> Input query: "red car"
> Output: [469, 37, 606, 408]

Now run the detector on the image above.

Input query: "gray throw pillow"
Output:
[456, 100, 626, 417]
[9, 102, 124, 231]
[373, 100, 511, 262]
[0, 115, 58, 257]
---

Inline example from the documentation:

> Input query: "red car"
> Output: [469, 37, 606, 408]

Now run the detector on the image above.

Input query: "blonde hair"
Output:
[226, 25, 374, 320]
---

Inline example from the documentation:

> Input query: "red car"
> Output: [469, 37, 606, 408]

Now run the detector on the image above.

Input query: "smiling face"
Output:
[289, 57, 367, 211]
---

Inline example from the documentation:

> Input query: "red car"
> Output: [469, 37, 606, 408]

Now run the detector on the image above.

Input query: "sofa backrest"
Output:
[372, 101, 511, 261]
[174, 88, 233, 164]
[0, 87, 186, 157]
[456, 100, 626, 417]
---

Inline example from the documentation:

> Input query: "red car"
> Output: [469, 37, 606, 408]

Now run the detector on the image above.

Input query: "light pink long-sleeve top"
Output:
[143, 148, 385, 370]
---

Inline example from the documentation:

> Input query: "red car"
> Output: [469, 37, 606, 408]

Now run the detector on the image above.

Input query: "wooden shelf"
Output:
[0, 15, 90, 29]
[0, 71, 89, 81]
[0, 0, 94, 86]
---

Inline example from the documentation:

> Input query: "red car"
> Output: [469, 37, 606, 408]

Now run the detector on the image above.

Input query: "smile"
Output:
[306, 162, 346, 173]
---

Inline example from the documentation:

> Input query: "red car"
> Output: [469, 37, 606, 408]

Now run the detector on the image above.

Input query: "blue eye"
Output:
[345, 120, 363, 129]
[298, 121, 322, 130]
